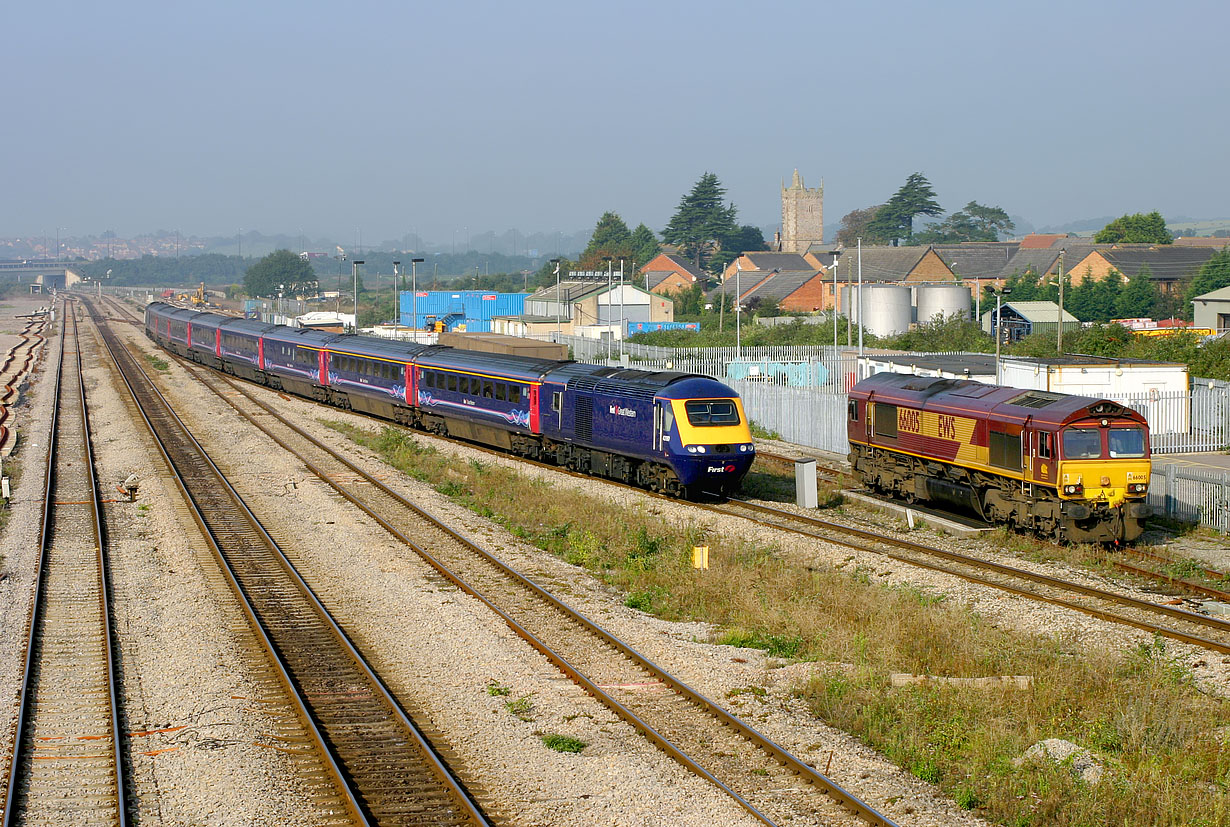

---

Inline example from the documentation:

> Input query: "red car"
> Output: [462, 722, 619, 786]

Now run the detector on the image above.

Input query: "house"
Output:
[495, 277, 674, 340]
[713, 267, 832, 313]
[1192, 285, 1230, 333]
[1063, 246, 1215, 293]
[1018, 233, 1073, 249]
[981, 300, 1081, 343]
[721, 251, 814, 283]
[930, 242, 1020, 281]
[1174, 237, 1230, 249]
[809, 246, 956, 314]
[640, 253, 707, 296]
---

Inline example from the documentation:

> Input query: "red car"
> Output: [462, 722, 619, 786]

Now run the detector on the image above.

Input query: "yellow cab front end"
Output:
[1056, 420, 1151, 542]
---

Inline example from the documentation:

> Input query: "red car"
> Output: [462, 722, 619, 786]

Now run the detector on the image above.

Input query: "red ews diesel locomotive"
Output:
[847, 373, 1152, 543]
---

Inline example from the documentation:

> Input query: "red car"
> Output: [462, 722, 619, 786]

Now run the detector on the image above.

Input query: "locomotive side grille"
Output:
[575, 395, 593, 440]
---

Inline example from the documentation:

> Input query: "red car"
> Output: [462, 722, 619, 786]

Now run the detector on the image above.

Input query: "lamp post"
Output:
[550, 258, 561, 338]
[603, 256, 613, 360]
[393, 261, 401, 328]
[830, 250, 842, 352]
[735, 259, 742, 362]
[619, 258, 626, 359]
[856, 238, 864, 379]
[994, 287, 1013, 385]
[351, 259, 364, 332]
[411, 257, 424, 336]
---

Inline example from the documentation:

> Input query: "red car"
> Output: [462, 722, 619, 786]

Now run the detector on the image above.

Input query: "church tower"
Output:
[781, 169, 824, 253]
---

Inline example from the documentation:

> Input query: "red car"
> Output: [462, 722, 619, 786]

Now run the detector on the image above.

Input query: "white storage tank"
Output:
[914, 284, 973, 325]
[842, 285, 912, 336]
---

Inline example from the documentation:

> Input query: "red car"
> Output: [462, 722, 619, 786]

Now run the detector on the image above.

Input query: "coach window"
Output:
[482, 380, 493, 398]
[509, 385, 522, 404]
[495, 383, 507, 401]
[424, 371, 435, 389]
[447, 374, 458, 392]
[873, 403, 898, 438]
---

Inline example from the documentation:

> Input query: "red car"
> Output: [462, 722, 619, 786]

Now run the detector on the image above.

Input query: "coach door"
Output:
[654, 399, 675, 453]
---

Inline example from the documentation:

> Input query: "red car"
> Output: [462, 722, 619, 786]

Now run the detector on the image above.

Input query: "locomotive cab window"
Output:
[848, 399, 859, 422]
[1037, 431, 1053, 459]
[1109, 427, 1146, 458]
[551, 391, 562, 412]
[1063, 428, 1103, 460]
[684, 400, 740, 426]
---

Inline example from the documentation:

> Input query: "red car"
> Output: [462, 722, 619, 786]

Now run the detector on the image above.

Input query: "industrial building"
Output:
[398, 290, 527, 333]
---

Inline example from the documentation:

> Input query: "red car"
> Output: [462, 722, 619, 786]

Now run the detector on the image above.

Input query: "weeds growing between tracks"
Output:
[330, 422, 1230, 827]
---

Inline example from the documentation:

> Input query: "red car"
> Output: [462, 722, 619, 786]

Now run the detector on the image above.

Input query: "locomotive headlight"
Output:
[686, 445, 696, 453]
[696, 445, 707, 453]
[739, 444, 748, 452]
[1129, 483, 1148, 494]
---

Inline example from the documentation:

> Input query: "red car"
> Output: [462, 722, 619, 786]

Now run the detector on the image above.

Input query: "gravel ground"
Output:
[15, 300, 1223, 825]
[77, 318, 349, 825]
[0, 297, 54, 810]
[135, 355, 993, 826]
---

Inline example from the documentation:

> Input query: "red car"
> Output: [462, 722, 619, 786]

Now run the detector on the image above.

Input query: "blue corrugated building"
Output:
[399, 290, 528, 333]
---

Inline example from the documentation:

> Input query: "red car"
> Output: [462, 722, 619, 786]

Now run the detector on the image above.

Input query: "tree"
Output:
[662, 172, 738, 271]
[709, 224, 768, 274]
[243, 249, 315, 297]
[1094, 211, 1173, 244]
[1114, 266, 1162, 319]
[629, 223, 660, 270]
[866, 172, 943, 245]
[916, 201, 1016, 244]
[1185, 249, 1230, 305]
[579, 212, 632, 269]
[836, 206, 884, 247]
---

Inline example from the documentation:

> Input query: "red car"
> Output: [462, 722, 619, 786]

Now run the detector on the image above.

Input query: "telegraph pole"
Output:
[1057, 249, 1065, 355]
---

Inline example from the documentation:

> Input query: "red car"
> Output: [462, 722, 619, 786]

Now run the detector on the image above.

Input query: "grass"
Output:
[749, 421, 782, 441]
[0, 457, 21, 545]
[328, 420, 1230, 826]
[143, 352, 169, 372]
[504, 694, 534, 721]
[539, 733, 587, 753]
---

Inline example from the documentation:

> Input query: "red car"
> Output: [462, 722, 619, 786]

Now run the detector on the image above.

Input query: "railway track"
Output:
[711, 498, 1230, 655]
[83, 299, 490, 827]
[3, 301, 127, 826]
[164, 348, 896, 826]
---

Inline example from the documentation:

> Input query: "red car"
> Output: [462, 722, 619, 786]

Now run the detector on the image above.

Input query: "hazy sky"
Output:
[4, 0, 1227, 246]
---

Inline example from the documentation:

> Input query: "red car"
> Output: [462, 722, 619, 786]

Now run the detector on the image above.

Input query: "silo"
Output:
[915, 284, 972, 325]
[842, 285, 911, 336]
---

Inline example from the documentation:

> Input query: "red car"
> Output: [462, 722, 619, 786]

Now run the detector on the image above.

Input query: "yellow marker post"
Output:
[692, 546, 709, 569]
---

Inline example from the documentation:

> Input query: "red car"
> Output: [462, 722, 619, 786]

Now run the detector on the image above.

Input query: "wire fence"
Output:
[567, 336, 1230, 533]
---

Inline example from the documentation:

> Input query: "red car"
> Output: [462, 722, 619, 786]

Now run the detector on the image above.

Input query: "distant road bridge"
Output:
[0, 260, 87, 291]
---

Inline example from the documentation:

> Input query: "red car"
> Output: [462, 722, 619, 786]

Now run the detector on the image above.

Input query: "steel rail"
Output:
[86, 301, 490, 827]
[716, 498, 1230, 654]
[180, 362, 898, 827]
[3, 301, 127, 827]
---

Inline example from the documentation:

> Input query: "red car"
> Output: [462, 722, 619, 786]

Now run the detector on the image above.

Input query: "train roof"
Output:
[545, 363, 722, 401]
[850, 372, 1145, 428]
[414, 346, 569, 381]
[261, 325, 345, 349]
[217, 316, 280, 336]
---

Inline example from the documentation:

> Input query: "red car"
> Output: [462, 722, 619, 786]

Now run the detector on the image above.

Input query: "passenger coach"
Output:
[144, 302, 755, 499]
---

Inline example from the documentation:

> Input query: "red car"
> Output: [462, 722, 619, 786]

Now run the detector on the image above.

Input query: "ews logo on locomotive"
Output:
[897, 407, 959, 441]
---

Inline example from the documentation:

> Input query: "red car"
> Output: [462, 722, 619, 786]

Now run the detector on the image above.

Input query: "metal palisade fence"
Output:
[560, 335, 1230, 533]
